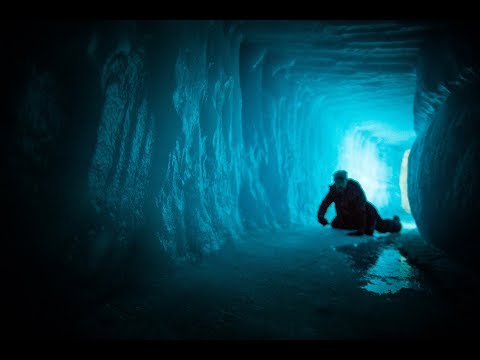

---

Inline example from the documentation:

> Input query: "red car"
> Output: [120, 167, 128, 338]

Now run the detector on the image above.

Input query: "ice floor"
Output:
[74, 226, 480, 339]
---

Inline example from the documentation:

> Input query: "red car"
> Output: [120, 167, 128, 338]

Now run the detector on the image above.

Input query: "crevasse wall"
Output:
[408, 24, 480, 264]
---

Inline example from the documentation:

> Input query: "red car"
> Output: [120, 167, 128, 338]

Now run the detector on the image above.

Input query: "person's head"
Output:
[333, 170, 348, 192]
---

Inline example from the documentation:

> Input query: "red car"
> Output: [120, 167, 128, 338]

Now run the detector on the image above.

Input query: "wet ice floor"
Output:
[335, 241, 424, 295]
[362, 247, 423, 294]
[77, 226, 477, 339]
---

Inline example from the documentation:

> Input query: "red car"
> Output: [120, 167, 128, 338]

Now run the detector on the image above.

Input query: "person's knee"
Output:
[365, 217, 376, 236]
[365, 230, 374, 236]
[332, 217, 354, 230]
[331, 218, 342, 229]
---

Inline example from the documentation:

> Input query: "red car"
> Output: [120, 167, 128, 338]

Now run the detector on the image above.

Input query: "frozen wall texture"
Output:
[86, 21, 245, 259]
[409, 24, 480, 264]
[239, 45, 318, 229]
[6, 20, 253, 334]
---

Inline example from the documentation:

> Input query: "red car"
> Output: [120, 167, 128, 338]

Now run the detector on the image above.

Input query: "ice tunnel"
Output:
[5, 20, 480, 339]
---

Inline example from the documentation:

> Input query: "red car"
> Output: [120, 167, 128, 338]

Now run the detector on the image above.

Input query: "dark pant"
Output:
[331, 202, 401, 235]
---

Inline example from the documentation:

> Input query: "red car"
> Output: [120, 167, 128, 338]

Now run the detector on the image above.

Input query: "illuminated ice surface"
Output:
[361, 246, 423, 294]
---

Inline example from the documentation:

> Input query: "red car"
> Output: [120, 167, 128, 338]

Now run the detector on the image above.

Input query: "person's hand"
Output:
[318, 216, 328, 226]
[347, 230, 364, 236]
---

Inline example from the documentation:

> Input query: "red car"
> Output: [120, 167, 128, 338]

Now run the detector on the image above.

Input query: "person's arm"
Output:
[317, 189, 333, 223]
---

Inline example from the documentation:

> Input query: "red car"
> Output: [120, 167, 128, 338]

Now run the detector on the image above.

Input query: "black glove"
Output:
[347, 230, 364, 236]
[318, 216, 328, 226]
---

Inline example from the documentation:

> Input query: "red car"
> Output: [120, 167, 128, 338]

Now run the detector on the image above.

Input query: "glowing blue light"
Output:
[337, 127, 390, 209]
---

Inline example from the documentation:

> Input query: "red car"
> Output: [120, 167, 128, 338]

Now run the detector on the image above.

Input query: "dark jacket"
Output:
[317, 179, 367, 232]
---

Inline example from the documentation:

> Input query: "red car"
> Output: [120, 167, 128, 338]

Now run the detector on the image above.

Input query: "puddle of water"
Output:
[335, 241, 424, 295]
[361, 247, 423, 294]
